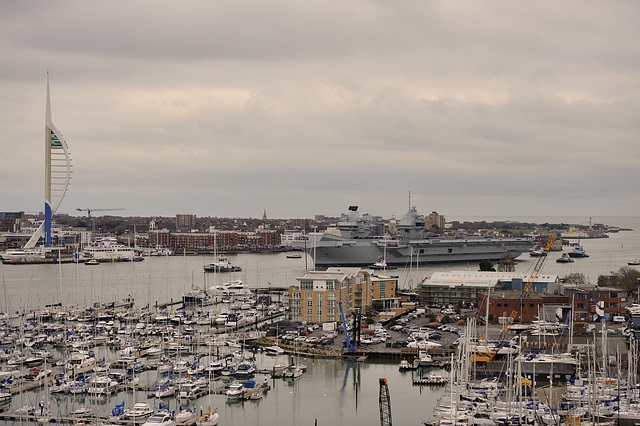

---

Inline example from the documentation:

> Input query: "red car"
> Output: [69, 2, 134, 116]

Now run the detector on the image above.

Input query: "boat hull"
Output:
[294, 235, 534, 267]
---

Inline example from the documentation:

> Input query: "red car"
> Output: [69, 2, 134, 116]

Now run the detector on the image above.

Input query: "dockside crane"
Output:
[379, 378, 392, 426]
[76, 207, 125, 235]
[474, 235, 557, 363]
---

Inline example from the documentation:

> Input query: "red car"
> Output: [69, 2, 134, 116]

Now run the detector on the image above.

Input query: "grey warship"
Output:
[294, 206, 535, 267]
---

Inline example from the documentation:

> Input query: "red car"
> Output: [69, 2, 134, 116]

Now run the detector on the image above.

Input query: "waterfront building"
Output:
[563, 285, 628, 321]
[477, 290, 570, 323]
[148, 228, 280, 251]
[288, 268, 398, 324]
[418, 271, 560, 308]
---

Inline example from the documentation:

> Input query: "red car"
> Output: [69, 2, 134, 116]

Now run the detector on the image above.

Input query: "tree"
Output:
[614, 266, 640, 295]
[497, 251, 515, 272]
[479, 260, 496, 271]
[562, 273, 587, 285]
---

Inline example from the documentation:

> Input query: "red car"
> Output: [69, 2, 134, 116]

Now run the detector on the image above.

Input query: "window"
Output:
[307, 300, 313, 307]
[326, 281, 335, 290]
[307, 292, 313, 299]
[307, 308, 313, 315]
[300, 280, 313, 290]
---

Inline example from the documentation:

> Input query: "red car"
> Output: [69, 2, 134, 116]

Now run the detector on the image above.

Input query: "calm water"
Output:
[1, 216, 639, 424]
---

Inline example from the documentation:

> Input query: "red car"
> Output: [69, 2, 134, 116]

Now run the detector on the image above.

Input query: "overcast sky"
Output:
[2, 1, 639, 221]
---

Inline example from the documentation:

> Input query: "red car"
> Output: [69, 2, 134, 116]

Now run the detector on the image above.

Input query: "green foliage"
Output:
[614, 266, 640, 294]
[479, 260, 496, 271]
[440, 314, 450, 324]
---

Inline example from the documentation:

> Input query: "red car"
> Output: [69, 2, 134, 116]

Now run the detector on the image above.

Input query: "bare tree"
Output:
[497, 251, 515, 272]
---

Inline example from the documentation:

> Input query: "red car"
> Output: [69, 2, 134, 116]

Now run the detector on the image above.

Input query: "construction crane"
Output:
[76, 208, 125, 234]
[379, 378, 392, 426]
[338, 302, 359, 351]
[474, 235, 557, 363]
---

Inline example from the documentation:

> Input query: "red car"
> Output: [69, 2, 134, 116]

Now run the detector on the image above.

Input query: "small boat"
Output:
[568, 244, 589, 258]
[556, 253, 574, 263]
[122, 402, 153, 420]
[286, 252, 302, 259]
[142, 410, 175, 426]
[398, 359, 412, 370]
[225, 382, 245, 399]
[203, 255, 242, 273]
[264, 345, 285, 356]
[84, 258, 100, 265]
[175, 407, 196, 424]
[249, 388, 263, 400]
[529, 249, 547, 257]
[629, 259, 640, 266]
[197, 406, 220, 426]
[368, 256, 397, 270]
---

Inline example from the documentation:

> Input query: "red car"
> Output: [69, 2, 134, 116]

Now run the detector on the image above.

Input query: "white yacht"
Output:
[208, 280, 252, 297]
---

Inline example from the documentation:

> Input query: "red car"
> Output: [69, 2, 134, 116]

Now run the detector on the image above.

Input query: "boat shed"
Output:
[417, 271, 560, 308]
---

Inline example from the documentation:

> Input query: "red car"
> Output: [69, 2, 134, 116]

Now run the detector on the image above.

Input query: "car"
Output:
[305, 337, 319, 344]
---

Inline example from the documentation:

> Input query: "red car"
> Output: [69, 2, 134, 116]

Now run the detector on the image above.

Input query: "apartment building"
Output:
[288, 268, 398, 324]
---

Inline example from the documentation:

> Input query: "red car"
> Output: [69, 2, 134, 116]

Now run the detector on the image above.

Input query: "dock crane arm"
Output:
[476, 235, 556, 362]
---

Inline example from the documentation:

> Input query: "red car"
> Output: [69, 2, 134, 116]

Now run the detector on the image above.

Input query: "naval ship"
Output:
[293, 206, 535, 267]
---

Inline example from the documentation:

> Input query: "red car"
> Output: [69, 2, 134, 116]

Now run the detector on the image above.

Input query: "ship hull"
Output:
[295, 235, 534, 267]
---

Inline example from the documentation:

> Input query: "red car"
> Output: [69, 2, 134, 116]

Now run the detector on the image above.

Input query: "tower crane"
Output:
[379, 378, 392, 426]
[76, 208, 125, 234]
[474, 235, 557, 363]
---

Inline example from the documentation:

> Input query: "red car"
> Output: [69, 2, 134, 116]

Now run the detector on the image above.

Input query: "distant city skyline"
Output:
[2, 2, 639, 220]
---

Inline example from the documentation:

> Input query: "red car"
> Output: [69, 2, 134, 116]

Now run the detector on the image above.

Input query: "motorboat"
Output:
[417, 350, 433, 368]
[177, 382, 200, 399]
[628, 259, 640, 265]
[122, 402, 154, 420]
[556, 253, 574, 263]
[568, 244, 589, 258]
[87, 376, 119, 395]
[142, 410, 176, 426]
[203, 255, 242, 273]
[225, 382, 245, 399]
[529, 249, 547, 257]
[286, 252, 302, 259]
[235, 361, 256, 378]
[398, 359, 412, 370]
[264, 345, 285, 356]
[283, 365, 304, 379]
[208, 280, 251, 297]
[84, 258, 99, 265]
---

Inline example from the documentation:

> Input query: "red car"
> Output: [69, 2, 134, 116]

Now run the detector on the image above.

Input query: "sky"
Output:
[1, 1, 639, 221]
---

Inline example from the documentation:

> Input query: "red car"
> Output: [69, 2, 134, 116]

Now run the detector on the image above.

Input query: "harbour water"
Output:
[0, 215, 639, 424]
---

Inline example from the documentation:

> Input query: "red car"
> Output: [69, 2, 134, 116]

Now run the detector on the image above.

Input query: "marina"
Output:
[0, 219, 637, 425]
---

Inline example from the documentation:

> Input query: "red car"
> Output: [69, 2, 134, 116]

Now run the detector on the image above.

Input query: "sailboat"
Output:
[198, 342, 220, 426]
